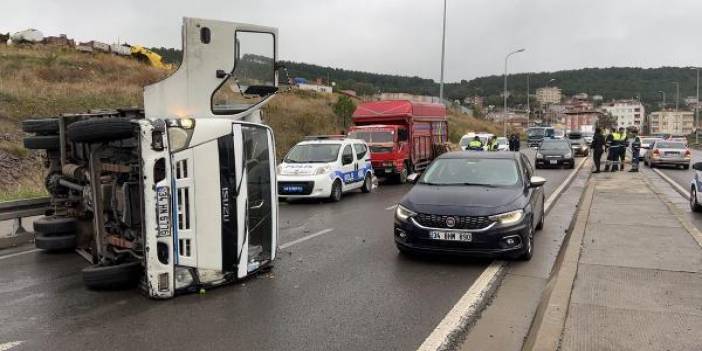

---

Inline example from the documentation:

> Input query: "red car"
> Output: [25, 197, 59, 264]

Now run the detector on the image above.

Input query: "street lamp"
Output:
[658, 90, 666, 109]
[693, 68, 700, 143]
[439, 0, 447, 102]
[503, 48, 525, 136]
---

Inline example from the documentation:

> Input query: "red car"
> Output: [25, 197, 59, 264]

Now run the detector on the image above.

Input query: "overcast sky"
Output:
[3, 0, 700, 82]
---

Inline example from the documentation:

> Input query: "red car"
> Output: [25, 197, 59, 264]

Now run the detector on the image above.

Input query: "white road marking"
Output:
[279, 228, 334, 250]
[417, 156, 587, 351]
[0, 248, 41, 261]
[385, 205, 397, 211]
[0, 341, 24, 351]
[651, 168, 689, 199]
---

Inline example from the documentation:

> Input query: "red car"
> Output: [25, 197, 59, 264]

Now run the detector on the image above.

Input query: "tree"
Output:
[333, 95, 356, 129]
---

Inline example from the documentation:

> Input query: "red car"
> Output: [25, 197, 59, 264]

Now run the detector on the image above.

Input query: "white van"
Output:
[459, 132, 495, 151]
[278, 137, 373, 201]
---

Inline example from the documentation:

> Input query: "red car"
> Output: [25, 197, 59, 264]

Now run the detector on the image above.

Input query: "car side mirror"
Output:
[693, 162, 702, 171]
[407, 173, 420, 183]
[529, 176, 546, 188]
[342, 155, 353, 165]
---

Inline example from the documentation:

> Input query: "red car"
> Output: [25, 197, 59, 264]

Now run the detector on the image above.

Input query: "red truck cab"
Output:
[348, 100, 447, 183]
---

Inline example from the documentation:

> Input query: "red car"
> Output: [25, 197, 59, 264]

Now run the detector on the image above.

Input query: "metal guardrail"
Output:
[0, 197, 50, 249]
[0, 197, 51, 222]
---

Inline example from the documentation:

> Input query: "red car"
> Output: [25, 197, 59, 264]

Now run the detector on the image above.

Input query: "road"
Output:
[0, 149, 576, 351]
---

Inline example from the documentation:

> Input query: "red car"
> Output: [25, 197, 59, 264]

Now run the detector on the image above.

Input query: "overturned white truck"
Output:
[21, 18, 280, 298]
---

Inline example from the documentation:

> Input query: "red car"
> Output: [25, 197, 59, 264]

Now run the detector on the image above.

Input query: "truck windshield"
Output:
[284, 144, 341, 163]
[348, 131, 394, 143]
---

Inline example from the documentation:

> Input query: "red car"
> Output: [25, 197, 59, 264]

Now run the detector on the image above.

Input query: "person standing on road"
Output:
[488, 135, 498, 151]
[591, 127, 605, 173]
[509, 133, 520, 152]
[604, 130, 615, 172]
[629, 131, 641, 172]
[468, 136, 484, 151]
[617, 127, 628, 171]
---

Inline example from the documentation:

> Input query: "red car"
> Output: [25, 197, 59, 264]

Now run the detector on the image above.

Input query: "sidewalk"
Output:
[529, 170, 702, 351]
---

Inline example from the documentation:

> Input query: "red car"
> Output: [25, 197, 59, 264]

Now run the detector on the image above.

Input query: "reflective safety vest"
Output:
[468, 140, 483, 148]
[612, 132, 626, 141]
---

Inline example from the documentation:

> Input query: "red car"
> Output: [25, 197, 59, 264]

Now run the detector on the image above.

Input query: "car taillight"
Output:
[685, 149, 692, 158]
[653, 149, 660, 155]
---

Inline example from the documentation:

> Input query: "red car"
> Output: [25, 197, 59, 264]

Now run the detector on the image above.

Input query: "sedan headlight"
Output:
[565, 153, 572, 158]
[536, 153, 544, 159]
[395, 204, 416, 223]
[489, 209, 524, 226]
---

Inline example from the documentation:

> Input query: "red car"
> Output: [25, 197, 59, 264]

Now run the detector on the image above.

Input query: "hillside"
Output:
[151, 47, 699, 109]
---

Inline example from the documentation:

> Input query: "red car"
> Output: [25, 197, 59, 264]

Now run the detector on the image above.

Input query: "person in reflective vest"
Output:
[605, 129, 625, 172]
[615, 127, 627, 171]
[629, 131, 641, 172]
[468, 136, 484, 151]
[487, 136, 498, 151]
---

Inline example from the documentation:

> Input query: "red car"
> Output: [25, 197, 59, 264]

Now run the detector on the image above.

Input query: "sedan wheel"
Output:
[690, 187, 702, 212]
[518, 224, 534, 261]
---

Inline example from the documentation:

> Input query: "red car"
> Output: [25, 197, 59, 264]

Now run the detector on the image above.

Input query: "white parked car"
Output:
[278, 137, 373, 201]
[689, 162, 702, 212]
[459, 132, 495, 151]
[496, 137, 510, 151]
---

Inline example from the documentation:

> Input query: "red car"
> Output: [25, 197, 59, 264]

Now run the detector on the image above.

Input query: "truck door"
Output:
[231, 123, 277, 279]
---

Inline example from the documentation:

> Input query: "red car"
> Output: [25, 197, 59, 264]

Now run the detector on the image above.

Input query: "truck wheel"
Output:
[329, 180, 342, 202]
[33, 216, 77, 235]
[22, 118, 59, 134]
[82, 261, 142, 290]
[361, 174, 372, 193]
[35, 233, 77, 251]
[23, 135, 60, 150]
[68, 118, 134, 143]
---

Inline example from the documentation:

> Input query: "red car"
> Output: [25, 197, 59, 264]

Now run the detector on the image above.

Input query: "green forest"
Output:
[151, 47, 698, 111]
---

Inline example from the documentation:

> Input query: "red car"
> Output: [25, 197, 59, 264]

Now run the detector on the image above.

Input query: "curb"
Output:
[651, 168, 689, 199]
[522, 177, 595, 351]
[0, 232, 34, 250]
[417, 156, 589, 351]
[646, 170, 702, 249]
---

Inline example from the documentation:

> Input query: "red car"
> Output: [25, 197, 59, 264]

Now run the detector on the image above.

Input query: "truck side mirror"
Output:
[398, 129, 408, 141]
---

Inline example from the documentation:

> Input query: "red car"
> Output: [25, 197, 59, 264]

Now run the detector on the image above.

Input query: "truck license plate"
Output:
[156, 186, 171, 237]
[429, 230, 472, 242]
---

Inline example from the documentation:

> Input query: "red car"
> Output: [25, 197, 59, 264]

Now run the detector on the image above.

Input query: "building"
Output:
[600, 100, 645, 129]
[564, 111, 602, 132]
[648, 111, 694, 135]
[535, 87, 562, 105]
[297, 83, 333, 94]
[463, 95, 485, 108]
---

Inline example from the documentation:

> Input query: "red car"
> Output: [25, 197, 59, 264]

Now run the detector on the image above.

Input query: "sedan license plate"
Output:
[549, 160, 558, 165]
[429, 230, 472, 242]
[156, 186, 171, 237]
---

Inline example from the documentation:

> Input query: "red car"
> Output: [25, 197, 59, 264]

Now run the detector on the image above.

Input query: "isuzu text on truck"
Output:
[348, 100, 448, 183]
[21, 18, 281, 299]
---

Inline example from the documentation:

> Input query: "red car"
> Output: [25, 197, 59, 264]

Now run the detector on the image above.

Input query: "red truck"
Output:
[348, 100, 448, 183]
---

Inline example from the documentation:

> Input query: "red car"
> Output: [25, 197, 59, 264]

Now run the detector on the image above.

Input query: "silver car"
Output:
[638, 137, 661, 160]
[644, 140, 691, 169]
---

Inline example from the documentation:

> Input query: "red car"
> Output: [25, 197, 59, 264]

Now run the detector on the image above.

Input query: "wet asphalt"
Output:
[0, 148, 574, 351]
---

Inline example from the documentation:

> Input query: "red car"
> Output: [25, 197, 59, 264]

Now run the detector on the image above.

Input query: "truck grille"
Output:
[414, 213, 494, 230]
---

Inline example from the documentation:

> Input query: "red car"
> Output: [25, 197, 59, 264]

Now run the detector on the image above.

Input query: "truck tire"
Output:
[23, 135, 60, 150]
[22, 118, 59, 134]
[82, 261, 142, 290]
[68, 118, 134, 143]
[35, 233, 77, 251]
[33, 216, 77, 235]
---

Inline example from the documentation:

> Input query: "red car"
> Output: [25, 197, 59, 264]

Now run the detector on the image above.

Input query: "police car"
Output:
[277, 136, 374, 201]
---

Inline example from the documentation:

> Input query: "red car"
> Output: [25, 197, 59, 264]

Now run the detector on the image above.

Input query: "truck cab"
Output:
[348, 100, 448, 183]
[22, 18, 281, 299]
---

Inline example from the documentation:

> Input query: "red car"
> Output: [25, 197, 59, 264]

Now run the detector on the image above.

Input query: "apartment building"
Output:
[648, 111, 694, 135]
[601, 100, 645, 128]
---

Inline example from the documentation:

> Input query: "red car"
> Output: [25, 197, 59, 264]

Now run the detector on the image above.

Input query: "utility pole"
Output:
[503, 48, 525, 137]
[673, 82, 680, 112]
[695, 68, 700, 144]
[526, 74, 530, 118]
[439, 0, 447, 102]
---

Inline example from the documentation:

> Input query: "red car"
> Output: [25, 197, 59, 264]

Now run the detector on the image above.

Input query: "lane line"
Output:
[279, 228, 334, 250]
[385, 205, 397, 211]
[0, 248, 40, 261]
[0, 341, 23, 351]
[417, 156, 588, 351]
[651, 168, 689, 199]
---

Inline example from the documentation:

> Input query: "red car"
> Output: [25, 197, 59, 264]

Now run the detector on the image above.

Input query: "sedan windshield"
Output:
[420, 158, 520, 186]
[284, 144, 340, 163]
[527, 128, 545, 137]
[540, 141, 570, 151]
